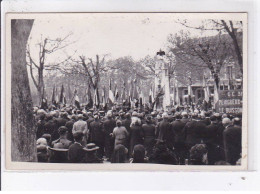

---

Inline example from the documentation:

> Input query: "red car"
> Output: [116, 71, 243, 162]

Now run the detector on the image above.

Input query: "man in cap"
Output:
[84, 143, 102, 163]
[72, 114, 89, 146]
[103, 111, 116, 160]
[222, 117, 242, 165]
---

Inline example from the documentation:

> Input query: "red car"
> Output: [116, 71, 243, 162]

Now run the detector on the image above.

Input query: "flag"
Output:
[93, 88, 99, 107]
[132, 79, 138, 100]
[115, 86, 119, 101]
[51, 86, 56, 105]
[59, 84, 66, 104]
[213, 81, 219, 109]
[176, 80, 180, 105]
[188, 80, 193, 105]
[108, 79, 115, 104]
[86, 84, 93, 108]
[55, 87, 59, 104]
[74, 89, 80, 109]
[102, 87, 106, 107]
[203, 75, 210, 102]
[149, 87, 154, 104]
[121, 81, 126, 101]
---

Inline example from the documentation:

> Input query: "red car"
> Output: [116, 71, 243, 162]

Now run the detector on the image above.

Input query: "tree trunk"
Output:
[11, 19, 37, 162]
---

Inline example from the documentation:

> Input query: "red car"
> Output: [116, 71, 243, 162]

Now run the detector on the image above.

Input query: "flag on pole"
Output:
[74, 89, 80, 109]
[203, 75, 210, 102]
[102, 87, 106, 107]
[176, 80, 180, 105]
[213, 81, 219, 109]
[149, 87, 154, 104]
[52, 86, 56, 105]
[59, 84, 66, 104]
[108, 79, 115, 104]
[93, 88, 99, 107]
[132, 79, 138, 100]
[121, 81, 126, 101]
[55, 87, 59, 104]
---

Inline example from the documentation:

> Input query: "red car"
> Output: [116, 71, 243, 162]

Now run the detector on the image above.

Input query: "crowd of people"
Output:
[35, 104, 242, 165]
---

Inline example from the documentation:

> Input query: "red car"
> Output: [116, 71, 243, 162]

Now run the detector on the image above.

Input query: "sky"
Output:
[27, 13, 221, 64]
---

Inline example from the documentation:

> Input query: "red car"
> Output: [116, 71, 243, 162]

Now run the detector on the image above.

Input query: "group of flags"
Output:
[47, 77, 157, 109]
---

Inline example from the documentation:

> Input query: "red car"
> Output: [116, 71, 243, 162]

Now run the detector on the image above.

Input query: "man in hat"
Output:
[183, 113, 207, 152]
[181, 112, 189, 124]
[171, 113, 186, 164]
[72, 114, 89, 146]
[103, 111, 116, 160]
[68, 131, 86, 163]
[84, 143, 102, 163]
[222, 117, 242, 165]
[157, 112, 174, 150]
[89, 115, 105, 158]
[204, 115, 225, 164]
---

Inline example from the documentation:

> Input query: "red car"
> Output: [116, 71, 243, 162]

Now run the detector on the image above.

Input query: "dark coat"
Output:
[68, 143, 86, 163]
[122, 118, 131, 133]
[44, 119, 58, 136]
[203, 118, 211, 126]
[103, 118, 116, 137]
[129, 124, 144, 155]
[36, 120, 46, 139]
[205, 122, 225, 164]
[158, 119, 174, 149]
[223, 125, 242, 165]
[90, 120, 105, 144]
[142, 123, 156, 156]
[183, 120, 207, 147]
[171, 120, 186, 144]
[51, 117, 69, 141]
[65, 120, 75, 141]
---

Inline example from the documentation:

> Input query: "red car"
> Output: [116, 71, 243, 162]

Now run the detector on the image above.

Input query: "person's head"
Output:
[71, 114, 78, 121]
[58, 126, 68, 138]
[132, 111, 138, 117]
[125, 113, 131, 119]
[78, 114, 84, 120]
[61, 112, 68, 119]
[233, 117, 241, 126]
[132, 144, 146, 163]
[45, 114, 53, 122]
[36, 138, 47, 146]
[181, 111, 188, 118]
[107, 111, 113, 118]
[175, 112, 182, 120]
[222, 113, 228, 119]
[190, 144, 208, 165]
[94, 115, 99, 121]
[210, 115, 217, 123]
[146, 116, 152, 124]
[116, 120, 122, 127]
[162, 112, 168, 120]
[112, 144, 128, 163]
[73, 131, 84, 143]
[191, 113, 198, 120]
[222, 118, 231, 127]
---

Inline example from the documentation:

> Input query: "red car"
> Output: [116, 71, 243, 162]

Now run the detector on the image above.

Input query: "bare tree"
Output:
[176, 19, 243, 74]
[26, 33, 74, 104]
[168, 31, 234, 99]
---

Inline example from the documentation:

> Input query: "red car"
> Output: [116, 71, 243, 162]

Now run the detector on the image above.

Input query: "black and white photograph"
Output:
[5, 13, 247, 170]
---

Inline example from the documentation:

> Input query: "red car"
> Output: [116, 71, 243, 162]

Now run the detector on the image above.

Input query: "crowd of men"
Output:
[35, 104, 242, 165]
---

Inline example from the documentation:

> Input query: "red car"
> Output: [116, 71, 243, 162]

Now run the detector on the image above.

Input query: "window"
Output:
[184, 89, 188, 95]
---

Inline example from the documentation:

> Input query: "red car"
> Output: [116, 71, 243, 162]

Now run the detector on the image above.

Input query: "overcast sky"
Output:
[27, 13, 222, 64]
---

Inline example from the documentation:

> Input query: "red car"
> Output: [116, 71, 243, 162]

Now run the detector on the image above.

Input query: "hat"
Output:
[162, 112, 168, 118]
[58, 126, 68, 135]
[36, 138, 47, 146]
[132, 111, 138, 117]
[83, 143, 99, 152]
[181, 111, 188, 116]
